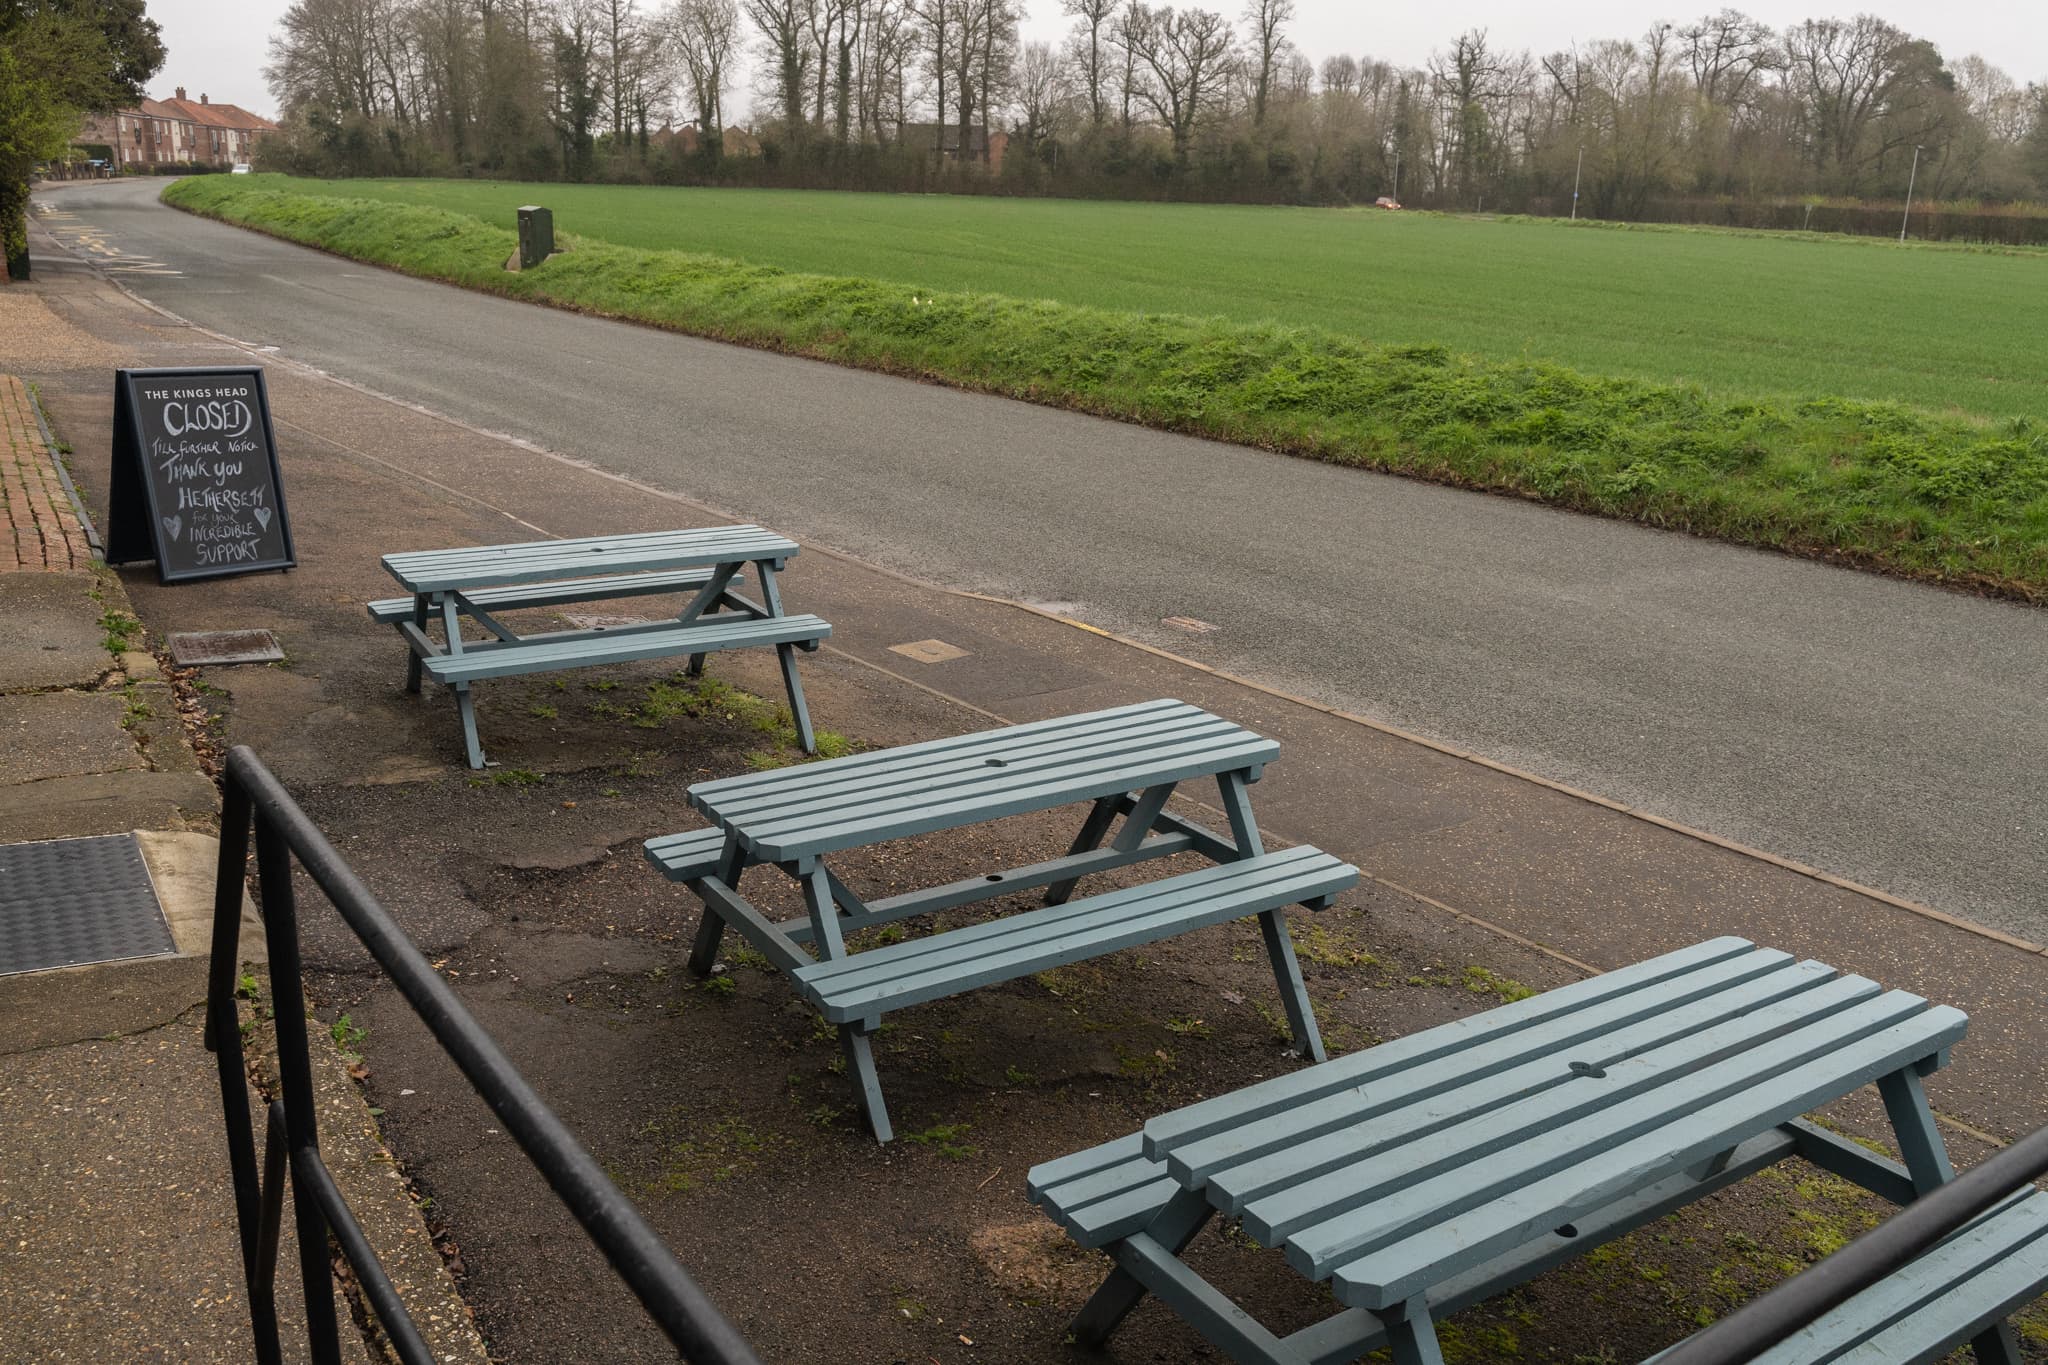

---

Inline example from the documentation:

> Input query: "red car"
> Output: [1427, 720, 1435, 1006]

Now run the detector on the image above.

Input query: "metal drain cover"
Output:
[169, 630, 284, 666]
[0, 833, 175, 976]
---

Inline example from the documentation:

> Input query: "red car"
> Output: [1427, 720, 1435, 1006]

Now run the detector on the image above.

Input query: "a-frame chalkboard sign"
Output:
[105, 366, 295, 584]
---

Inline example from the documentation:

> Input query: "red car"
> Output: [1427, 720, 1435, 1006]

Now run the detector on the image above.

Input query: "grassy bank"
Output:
[163, 176, 2048, 600]
[235, 175, 2048, 424]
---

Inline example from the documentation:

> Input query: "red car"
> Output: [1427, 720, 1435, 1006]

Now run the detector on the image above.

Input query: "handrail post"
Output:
[206, 761, 283, 1364]
[205, 745, 763, 1364]
[255, 806, 344, 1365]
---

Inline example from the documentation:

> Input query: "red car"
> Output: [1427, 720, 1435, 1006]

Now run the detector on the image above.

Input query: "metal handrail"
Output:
[1659, 1122, 2048, 1364]
[204, 745, 761, 1364]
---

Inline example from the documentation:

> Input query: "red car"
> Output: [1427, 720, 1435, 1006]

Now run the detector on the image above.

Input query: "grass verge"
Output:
[163, 176, 2048, 600]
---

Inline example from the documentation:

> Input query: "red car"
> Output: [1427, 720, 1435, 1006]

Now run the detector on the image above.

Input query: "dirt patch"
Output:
[969, 1220, 1109, 1304]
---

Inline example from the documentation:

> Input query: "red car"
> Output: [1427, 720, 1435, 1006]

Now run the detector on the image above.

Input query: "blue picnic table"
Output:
[646, 698, 1360, 1141]
[372, 526, 830, 769]
[1030, 936, 1999, 1365]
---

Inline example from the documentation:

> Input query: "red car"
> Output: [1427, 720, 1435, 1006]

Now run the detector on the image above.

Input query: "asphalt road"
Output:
[30, 178, 2048, 936]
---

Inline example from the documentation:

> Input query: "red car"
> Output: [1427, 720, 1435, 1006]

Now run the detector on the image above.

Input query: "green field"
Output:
[162, 176, 2048, 598]
[297, 178, 2048, 423]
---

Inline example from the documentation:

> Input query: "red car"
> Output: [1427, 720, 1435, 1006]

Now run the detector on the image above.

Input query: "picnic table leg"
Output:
[686, 653, 706, 678]
[751, 561, 819, 754]
[451, 683, 486, 770]
[1878, 1068, 2023, 1365]
[686, 838, 747, 976]
[405, 594, 427, 694]
[1383, 1296, 1447, 1365]
[1115, 784, 1177, 852]
[1071, 1186, 1214, 1345]
[776, 643, 818, 754]
[1257, 909, 1326, 1062]
[1044, 796, 1120, 905]
[1216, 770, 1327, 1062]
[1879, 1067, 1954, 1195]
[799, 862, 847, 960]
[838, 1020, 892, 1143]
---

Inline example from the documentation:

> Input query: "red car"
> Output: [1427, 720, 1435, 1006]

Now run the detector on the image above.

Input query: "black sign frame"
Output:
[106, 366, 296, 584]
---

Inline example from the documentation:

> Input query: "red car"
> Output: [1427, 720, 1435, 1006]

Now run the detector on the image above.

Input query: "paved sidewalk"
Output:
[0, 367, 483, 1363]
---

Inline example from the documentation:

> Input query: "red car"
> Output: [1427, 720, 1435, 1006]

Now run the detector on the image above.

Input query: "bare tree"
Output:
[1123, 4, 1235, 165]
[1061, 0, 1114, 128]
[1012, 38, 1067, 153]
[1319, 53, 1358, 100]
[1430, 28, 1502, 195]
[1239, 0, 1290, 127]
[742, 0, 816, 137]
[664, 0, 739, 155]
[1679, 8, 1775, 106]
[1782, 15, 1949, 190]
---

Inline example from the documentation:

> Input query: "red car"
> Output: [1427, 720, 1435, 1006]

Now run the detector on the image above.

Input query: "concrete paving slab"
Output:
[0, 570, 108, 690]
[0, 769, 218, 843]
[0, 1012, 364, 1365]
[0, 690, 143, 784]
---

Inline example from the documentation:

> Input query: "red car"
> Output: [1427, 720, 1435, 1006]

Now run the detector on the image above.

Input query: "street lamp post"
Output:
[1571, 145, 1584, 221]
[1392, 147, 1401, 203]
[1899, 144, 1924, 243]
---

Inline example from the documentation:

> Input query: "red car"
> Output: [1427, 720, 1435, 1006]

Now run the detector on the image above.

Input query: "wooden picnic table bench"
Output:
[646, 698, 1359, 1142]
[373, 527, 829, 769]
[1658, 1173, 2048, 1365]
[1029, 936, 2000, 1365]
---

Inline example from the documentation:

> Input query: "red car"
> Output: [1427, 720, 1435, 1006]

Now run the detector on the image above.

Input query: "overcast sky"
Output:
[150, 0, 2046, 122]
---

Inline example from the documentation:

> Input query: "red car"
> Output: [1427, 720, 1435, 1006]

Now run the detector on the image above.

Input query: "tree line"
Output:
[260, 0, 2048, 224]
[3, 0, 164, 278]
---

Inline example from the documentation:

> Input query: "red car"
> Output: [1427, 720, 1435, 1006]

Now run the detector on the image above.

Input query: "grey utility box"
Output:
[515, 205, 554, 270]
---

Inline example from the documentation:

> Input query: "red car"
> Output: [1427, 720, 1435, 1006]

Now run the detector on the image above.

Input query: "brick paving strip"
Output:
[0, 372, 95, 572]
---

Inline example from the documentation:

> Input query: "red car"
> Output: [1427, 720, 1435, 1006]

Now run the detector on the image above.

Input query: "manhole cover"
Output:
[0, 834, 174, 976]
[169, 630, 284, 666]
[888, 639, 971, 665]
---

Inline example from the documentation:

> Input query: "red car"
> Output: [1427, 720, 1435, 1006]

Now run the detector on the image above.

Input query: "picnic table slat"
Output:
[1318, 1001, 1968, 1305]
[1237, 970, 1880, 1245]
[689, 697, 1192, 801]
[1056, 1176, 1190, 1250]
[366, 569, 725, 624]
[698, 709, 1246, 824]
[712, 732, 1279, 860]
[1299, 986, 1929, 1275]
[423, 613, 830, 684]
[691, 700, 1247, 821]
[383, 526, 797, 592]
[800, 845, 1341, 985]
[1142, 936, 1760, 1161]
[794, 849, 1355, 1019]
[384, 526, 787, 568]
[1742, 1189, 2048, 1363]
[1168, 947, 1805, 1187]
[1201, 953, 1833, 1213]
[1028, 1132, 1149, 1194]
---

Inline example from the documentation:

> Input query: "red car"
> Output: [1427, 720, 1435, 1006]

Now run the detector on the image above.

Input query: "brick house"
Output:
[78, 88, 277, 170]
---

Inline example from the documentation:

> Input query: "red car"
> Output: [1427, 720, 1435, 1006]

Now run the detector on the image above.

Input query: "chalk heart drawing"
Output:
[160, 515, 182, 542]
[253, 506, 272, 531]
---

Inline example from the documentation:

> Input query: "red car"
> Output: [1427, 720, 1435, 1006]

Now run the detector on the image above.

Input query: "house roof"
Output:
[156, 97, 277, 132]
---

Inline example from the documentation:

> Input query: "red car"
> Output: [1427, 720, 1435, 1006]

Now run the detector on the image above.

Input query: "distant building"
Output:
[650, 124, 764, 159]
[78, 88, 277, 170]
